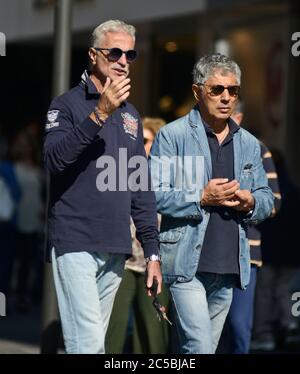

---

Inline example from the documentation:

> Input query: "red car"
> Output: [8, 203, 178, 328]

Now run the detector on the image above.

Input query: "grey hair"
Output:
[91, 20, 136, 47]
[192, 53, 241, 86]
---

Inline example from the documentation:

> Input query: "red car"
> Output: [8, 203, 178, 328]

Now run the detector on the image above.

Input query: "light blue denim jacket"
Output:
[149, 106, 274, 289]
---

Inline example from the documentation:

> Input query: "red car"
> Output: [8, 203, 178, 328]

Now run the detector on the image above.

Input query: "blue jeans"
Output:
[169, 272, 236, 354]
[51, 248, 125, 354]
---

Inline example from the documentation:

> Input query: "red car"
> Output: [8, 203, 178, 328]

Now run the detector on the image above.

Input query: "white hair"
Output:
[193, 53, 241, 86]
[91, 20, 136, 47]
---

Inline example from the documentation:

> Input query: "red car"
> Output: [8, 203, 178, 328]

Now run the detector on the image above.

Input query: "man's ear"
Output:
[88, 47, 97, 66]
[192, 84, 202, 102]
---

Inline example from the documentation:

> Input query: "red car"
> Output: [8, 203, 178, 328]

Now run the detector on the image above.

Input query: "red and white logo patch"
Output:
[121, 113, 138, 140]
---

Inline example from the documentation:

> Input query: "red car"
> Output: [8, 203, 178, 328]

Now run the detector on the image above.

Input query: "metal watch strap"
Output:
[145, 254, 161, 263]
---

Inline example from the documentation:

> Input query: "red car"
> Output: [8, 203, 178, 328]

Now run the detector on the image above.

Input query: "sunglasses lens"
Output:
[210, 85, 240, 96]
[107, 48, 137, 62]
[126, 50, 137, 62]
[108, 48, 122, 61]
[228, 86, 240, 96]
[211, 85, 225, 95]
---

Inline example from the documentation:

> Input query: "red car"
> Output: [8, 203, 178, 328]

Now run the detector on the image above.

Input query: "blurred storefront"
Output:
[0, 0, 299, 182]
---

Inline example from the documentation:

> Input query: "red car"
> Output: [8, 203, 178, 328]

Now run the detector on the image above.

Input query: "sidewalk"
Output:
[0, 303, 41, 354]
[0, 339, 39, 354]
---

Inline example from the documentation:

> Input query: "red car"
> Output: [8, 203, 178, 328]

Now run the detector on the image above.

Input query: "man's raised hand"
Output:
[96, 76, 131, 121]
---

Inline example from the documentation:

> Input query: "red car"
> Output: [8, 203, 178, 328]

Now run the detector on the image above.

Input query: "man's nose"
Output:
[220, 88, 230, 101]
[118, 52, 127, 65]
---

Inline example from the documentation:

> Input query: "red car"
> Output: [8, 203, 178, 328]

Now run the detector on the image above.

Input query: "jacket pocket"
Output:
[239, 163, 253, 190]
[159, 227, 185, 243]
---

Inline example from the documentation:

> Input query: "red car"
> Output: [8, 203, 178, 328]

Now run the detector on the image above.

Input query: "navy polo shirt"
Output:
[43, 71, 159, 261]
[198, 119, 240, 274]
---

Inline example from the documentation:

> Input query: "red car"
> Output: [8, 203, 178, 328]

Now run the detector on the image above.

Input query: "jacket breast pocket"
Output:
[239, 163, 253, 190]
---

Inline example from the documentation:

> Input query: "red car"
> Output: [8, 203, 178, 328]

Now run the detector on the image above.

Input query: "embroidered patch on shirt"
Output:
[45, 110, 60, 130]
[47, 110, 60, 123]
[121, 113, 138, 140]
[45, 122, 59, 130]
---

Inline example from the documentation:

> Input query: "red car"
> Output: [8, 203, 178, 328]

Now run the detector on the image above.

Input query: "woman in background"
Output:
[106, 117, 170, 354]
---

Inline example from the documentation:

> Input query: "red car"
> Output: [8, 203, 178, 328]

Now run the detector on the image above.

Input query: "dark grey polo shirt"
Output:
[198, 119, 240, 274]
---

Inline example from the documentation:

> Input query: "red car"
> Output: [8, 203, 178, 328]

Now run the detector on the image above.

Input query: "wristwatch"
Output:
[145, 254, 161, 263]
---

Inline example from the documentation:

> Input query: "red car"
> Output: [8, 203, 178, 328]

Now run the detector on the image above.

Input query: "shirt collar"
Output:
[227, 117, 240, 134]
[80, 70, 100, 96]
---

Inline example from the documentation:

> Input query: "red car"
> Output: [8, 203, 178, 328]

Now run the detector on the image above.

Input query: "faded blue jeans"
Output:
[170, 272, 237, 354]
[51, 248, 125, 354]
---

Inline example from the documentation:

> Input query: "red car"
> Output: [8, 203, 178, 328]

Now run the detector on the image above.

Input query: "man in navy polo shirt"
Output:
[149, 54, 274, 353]
[43, 20, 162, 354]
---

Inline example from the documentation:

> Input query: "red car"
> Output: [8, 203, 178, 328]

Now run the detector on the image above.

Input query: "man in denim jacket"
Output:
[149, 54, 274, 354]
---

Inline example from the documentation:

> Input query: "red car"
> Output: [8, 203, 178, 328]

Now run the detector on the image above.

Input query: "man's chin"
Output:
[214, 113, 232, 120]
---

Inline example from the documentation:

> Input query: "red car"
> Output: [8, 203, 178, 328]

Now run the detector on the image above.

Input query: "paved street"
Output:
[0, 303, 41, 354]
[0, 301, 299, 354]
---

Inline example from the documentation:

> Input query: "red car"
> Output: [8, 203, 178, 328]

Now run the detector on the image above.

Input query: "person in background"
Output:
[106, 117, 170, 354]
[0, 134, 21, 311]
[12, 129, 45, 312]
[43, 20, 162, 354]
[217, 100, 281, 354]
[251, 149, 300, 351]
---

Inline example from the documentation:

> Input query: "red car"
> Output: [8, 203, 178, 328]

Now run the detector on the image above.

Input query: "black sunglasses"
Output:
[200, 84, 240, 97]
[94, 47, 137, 62]
[143, 138, 152, 145]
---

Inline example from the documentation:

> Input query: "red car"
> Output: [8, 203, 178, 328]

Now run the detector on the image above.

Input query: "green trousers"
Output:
[105, 269, 170, 354]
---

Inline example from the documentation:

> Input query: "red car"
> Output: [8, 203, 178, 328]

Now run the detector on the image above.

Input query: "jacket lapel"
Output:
[188, 107, 212, 180]
[233, 130, 244, 180]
